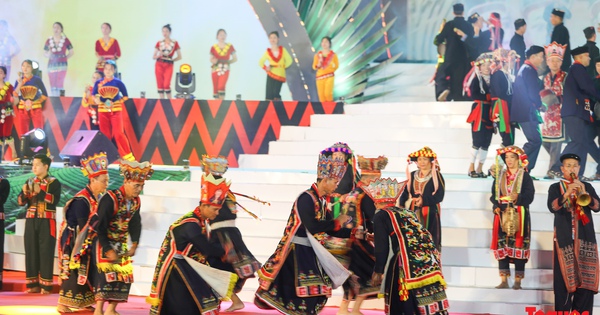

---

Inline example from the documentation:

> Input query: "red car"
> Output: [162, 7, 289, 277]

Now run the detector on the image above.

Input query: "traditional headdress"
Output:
[201, 155, 228, 176]
[357, 155, 388, 177]
[321, 142, 358, 187]
[544, 42, 566, 61]
[317, 154, 347, 182]
[200, 173, 231, 207]
[496, 145, 529, 169]
[80, 152, 109, 178]
[488, 13, 502, 51]
[120, 160, 154, 182]
[361, 178, 407, 207]
[407, 146, 441, 194]
[463, 52, 494, 98]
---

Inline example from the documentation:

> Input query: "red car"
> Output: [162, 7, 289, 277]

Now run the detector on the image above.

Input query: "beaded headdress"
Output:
[406, 146, 441, 195]
[321, 142, 358, 188]
[317, 154, 347, 181]
[80, 152, 109, 178]
[201, 173, 231, 207]
[496, 145, 529, 169]
[201, 155, 229, 176]
[120, 160, 154, 182]
[361, 178, 407, 207]
[357, 155, 388, 177]
[545, 42, 566, 61]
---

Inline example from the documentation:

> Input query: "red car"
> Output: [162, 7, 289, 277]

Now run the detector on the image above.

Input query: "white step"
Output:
[343, 101, 471, 115]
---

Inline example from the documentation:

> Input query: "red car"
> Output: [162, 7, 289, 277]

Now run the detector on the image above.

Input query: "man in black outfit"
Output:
[434, 3, 473, 101]
[583, 26, 600, 79]
[510, 19, 527, 70]
[465, 13, 486, 63]
[550, 9, 571, 72]
[0, 176, 9, 290]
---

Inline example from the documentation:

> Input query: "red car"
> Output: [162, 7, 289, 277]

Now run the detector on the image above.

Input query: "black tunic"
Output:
[510, 33, 526, 70]
[551, 23, 572, 72]
[584, 40, 600, 78]
[434, 17, 474, 64]
[0, 177, 9, 290]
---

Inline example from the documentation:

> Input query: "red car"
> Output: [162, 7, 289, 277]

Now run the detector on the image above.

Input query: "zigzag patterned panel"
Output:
[34, 97, 343, 166]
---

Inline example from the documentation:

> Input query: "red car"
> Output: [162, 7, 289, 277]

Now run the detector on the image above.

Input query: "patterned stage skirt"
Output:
[57, 228, 95, 308]
[90, 240, 132, 302]
[255, 244, 331, 315]
[150, 258, 221, 315]
[346, 239, 379, 299]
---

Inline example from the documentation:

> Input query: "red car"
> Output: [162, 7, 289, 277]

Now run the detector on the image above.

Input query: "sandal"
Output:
[468, 171, 480, 178]
[477, 172, 488, 178]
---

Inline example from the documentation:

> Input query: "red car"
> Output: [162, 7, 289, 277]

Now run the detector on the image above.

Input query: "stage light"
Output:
[30, 60, 42, 78]
[175, 63, 196, 99]
[19, 128, 48, 165]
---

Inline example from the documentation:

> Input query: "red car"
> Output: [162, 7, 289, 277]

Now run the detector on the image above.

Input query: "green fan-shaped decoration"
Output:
[293, 0, 400, 102]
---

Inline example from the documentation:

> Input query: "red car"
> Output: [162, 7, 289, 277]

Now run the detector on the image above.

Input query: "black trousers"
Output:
[498, 257, 526, 278]
[444, 61, 469, 101]
[0, 218, 3, 290]
[553, 245, 594, 313]
[24, 218, 56, 291]
[500, 124, 516, 147]
[265, 76, 284, 100]
[553, 117, 593, 177]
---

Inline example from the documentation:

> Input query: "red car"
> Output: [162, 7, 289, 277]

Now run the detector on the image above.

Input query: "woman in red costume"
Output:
[210, 29, 237, 100]
[0, 66, 16, 160]
[153, 24, 181, 99]
[12, 60, 48, 136]
[95, 23, 121, 72]
[43, 22, 74, 96]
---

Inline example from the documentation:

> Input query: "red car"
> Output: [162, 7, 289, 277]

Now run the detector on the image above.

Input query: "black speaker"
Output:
[59, 130, 119, 166]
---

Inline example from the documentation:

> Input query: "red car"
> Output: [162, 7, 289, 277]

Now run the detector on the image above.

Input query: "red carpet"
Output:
[1, 271, 484, 315]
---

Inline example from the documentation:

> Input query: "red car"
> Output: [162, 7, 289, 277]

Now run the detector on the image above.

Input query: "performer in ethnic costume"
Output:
[548, 153, 600, 314]
[12, 59, 48, 136]
[147, 173, 238, 315]
[95, 23, 121, 72]
[43, 22, 74, 96]
[464, 53, 494, 177]
[93, 60, 135, 161]
[490, 146, 534, 290]
[0, 175, 9, 290]
[0, 65, 16, 161]
[541, 42, 568, 179]
[259, 31, 292, 101]
[255, 154, 361, 315]
[490, 48, 518, 147]
[336, 155, 388, 315]
[210, 29, 237, 100]
[399, 147, 445, 251]
[0, 20, 20, 80]
[370, 178, 449, 315]
[321, 142, 360, 218]
[17, 154, 62, 294]
[86, 160, 153, 315]
[82, 70, 103, 131]
[312, 36, 339, 102]
[202, 155, 261, 312]
[153, 24, 181, 99]
[57, 152, 109, 313]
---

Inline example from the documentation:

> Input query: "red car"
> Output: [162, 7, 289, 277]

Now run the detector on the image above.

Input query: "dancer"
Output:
[255, 153, 360, 315]
[482, 13, 504, 52]
[0, 175, 9, 290]
[542, 42, 567, 179]
[490, 146, 534, 290]
[202, 155, 261, 312]
[153, 24, 181, 99]
[370, 178, 449, 315]
[490, 48, 518, 147]
[399, 146, 445, 251]
[147, 173, 238, 315]
[259, 31, 292, 101]
[12, 59, 48, 136]
[82, 70, 103, 130]
[550, 9, 571, 72]
[17, 154, 62, 294]
[321, 142, 360, 218]
[57, 152, 109, 313]
[0, 20, 20, 80]
[509, 19, 527, 71]
[511, 45, 544, 173]
[336, 155, 387, 315]
[93, 60, 135, 161]
[86, 160, 152, 315]
[95, 23, 121, 72]
[313, 36, 339, 102]
[43, 22, 74, 96]
[464, 53, 494, 177]
[548, 153, 600, 314]
[0, 65, 16, 160]
[210, 29, 236, 100]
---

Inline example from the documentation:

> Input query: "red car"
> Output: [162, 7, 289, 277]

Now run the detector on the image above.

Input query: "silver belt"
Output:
[210, 220, 236, 230]
[292, 236, 310, 247]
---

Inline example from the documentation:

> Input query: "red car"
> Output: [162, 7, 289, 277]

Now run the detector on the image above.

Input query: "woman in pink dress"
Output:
[43, 22, 74, 96]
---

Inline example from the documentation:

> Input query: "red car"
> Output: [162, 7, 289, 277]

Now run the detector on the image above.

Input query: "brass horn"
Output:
[571, 173, 591, 207]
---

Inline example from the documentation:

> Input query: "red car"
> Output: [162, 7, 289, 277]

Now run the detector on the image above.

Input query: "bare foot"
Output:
[25, 287, 41, 293]
[93, 308, 104, 315]
[350, 311, 364, 315]
[225, 302, 245, 312]
[104, 311, 119, 315]
[512, 282, 522, 290]
[495, 281, 509, 289]
[336, 310, 349, 315]
[56, 305, 73, 313]
[41, 288, 52, 294]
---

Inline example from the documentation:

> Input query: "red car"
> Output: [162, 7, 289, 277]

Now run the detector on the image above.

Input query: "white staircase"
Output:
[5, 101, 600, 314]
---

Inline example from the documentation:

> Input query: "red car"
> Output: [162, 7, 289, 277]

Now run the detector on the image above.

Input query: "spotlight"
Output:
[19, 128, 48, 165]
[175, 63, 196, 99]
